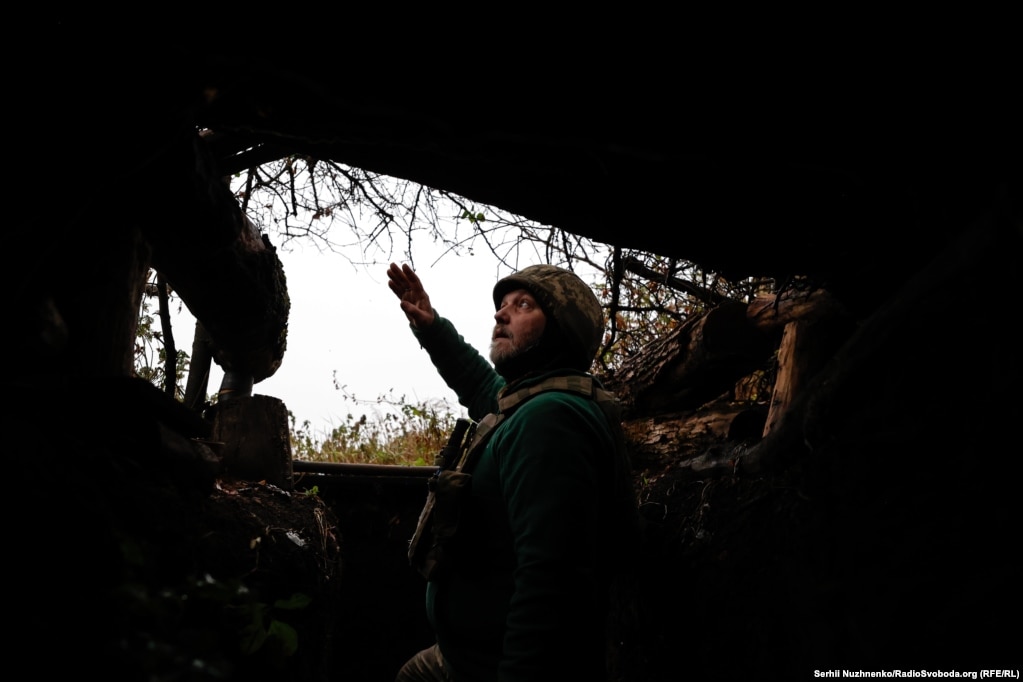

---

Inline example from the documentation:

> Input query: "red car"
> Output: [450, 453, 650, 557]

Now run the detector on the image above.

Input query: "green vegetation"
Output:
[134, 291, 190, 401]
[289, 391, 458, 466]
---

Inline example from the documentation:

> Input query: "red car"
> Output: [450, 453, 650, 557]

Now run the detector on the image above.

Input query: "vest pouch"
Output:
[408, 469, 473, 580]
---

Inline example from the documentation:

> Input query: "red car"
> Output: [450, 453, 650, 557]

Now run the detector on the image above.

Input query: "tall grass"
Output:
[289, 392, 461, 466]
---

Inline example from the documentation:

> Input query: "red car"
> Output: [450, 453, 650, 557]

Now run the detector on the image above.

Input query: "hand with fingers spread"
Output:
[386, 262, 436, 330]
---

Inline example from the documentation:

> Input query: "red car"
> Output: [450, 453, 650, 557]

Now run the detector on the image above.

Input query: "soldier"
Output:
[388, 262, 636, 682]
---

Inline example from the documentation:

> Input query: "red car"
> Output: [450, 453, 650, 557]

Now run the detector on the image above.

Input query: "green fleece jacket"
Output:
[411, 314, 619, 682]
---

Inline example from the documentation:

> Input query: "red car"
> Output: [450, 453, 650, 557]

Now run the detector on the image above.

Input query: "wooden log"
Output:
[608, 300, 778, 416]
[738, 196, 1020, 476]
[623, 401, 768, 467]
[762, 307, 857, 438]
[213, 395, 294, 488]
[746, 287, 850, 332]
[763, 320, 805, 438]
[147, 134, 290, 384]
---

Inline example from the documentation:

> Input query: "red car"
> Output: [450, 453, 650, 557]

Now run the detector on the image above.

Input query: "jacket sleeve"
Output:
[411, 312, 503, 420]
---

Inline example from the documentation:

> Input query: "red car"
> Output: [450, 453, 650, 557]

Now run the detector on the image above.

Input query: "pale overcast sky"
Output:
[172, 239, 524, 437]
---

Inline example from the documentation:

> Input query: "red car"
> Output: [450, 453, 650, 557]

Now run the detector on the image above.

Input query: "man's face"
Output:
[490, 288, 546, 365]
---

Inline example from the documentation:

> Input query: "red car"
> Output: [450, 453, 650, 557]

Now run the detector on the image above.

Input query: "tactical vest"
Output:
[407, 374, 633, 581]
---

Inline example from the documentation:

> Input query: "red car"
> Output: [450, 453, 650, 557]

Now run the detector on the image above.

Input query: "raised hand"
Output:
[387, 262, 436, 329]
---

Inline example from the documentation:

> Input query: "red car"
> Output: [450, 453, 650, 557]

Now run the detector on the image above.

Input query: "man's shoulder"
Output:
[507, 369, 593, 394]
[505, 378, 606, 422]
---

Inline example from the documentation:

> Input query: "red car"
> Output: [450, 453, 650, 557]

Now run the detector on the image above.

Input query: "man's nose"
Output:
[494, 304, 510, 322]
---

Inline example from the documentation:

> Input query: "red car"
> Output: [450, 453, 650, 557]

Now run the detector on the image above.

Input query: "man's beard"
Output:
[489, 326, 543, 366]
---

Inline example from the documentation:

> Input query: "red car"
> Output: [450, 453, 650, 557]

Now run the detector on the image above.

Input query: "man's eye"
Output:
[517, 299, 533, 310]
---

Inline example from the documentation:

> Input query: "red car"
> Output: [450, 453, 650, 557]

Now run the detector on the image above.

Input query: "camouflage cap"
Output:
[493, 264, 604, 370]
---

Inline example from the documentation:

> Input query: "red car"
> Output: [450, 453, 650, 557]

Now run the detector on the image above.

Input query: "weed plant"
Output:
[289, 391, 460, 466]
